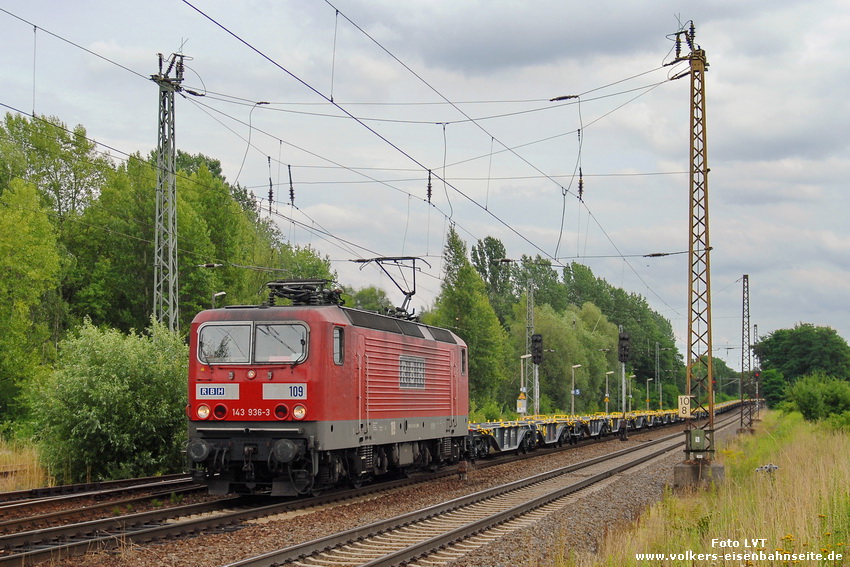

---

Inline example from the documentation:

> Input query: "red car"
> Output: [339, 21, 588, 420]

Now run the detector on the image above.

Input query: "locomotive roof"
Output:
[191, 304, 464, 346]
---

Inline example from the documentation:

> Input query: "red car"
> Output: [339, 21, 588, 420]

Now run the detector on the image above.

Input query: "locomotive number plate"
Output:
[263, 383, 308, 400]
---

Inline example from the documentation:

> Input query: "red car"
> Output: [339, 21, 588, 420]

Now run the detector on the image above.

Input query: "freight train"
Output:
[185, 279, 739, 496]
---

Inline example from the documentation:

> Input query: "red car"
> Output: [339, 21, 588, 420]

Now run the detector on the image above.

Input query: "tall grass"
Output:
[0, 438, 49, 491]
[564, 411, 850, 566]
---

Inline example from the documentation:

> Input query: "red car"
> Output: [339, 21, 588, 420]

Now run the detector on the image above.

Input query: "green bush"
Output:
[824, 411, 850, 432]
[469, 399, 515, 422]
[788, 377, 827, 421]
[28, 319, 187, 483]
[822, 378, 850, 413]
[785, 373, 850, 422]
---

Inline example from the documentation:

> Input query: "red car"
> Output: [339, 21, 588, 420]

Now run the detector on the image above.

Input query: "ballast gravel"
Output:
[60, 424, 725, 567]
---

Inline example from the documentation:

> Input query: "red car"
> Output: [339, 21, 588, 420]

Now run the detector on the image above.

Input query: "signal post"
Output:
[618, 331, 629, 441]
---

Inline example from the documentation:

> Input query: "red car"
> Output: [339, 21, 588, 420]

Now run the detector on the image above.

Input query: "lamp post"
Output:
[519, 354, 532, 415]
[605, 370, 614, 414]
[571, 364, 582, 415]
[655, 342, 672, 410]
[646, 377, 654, 411]
[212, 291, 226, 309]
[628, 374, 636, 412]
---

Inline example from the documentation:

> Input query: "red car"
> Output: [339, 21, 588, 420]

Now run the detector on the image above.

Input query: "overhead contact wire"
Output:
[182, 0, 554, 260]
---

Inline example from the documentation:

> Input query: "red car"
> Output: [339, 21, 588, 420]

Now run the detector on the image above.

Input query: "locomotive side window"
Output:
[461, 347, 467, 375]
[333, 327, 344, 365]
[255, 323, 307, 364]
[198, 324, 251, 364]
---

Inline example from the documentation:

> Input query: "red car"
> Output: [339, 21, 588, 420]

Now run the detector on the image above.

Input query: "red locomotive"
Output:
[186, 280, 469, 495]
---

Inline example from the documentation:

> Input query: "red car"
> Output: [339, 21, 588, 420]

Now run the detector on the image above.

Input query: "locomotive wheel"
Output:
[288, 459, 315, 495]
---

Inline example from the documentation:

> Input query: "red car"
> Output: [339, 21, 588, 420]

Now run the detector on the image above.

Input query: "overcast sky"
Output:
[2, 1, 848, 371]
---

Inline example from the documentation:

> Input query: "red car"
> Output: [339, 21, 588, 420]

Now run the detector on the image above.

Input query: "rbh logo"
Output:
[199, 386, 226, 397]
[196, 383, 238, 399]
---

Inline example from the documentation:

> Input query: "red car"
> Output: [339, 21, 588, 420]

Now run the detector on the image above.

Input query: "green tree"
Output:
[470, 236, 516, 324]
[28, 319, 187, 483]
[755, 323, 850, 382]
[712, 357, 739, 400]
[564, 262, 613, 312]
[0, 113, 110, 224]
[1, 113, 113, 350]
[0, 180, 61, 423]
[175, 150, 224, 180]
[425, 226, 508, 403]
[65, 155, 160, 331]
[515, 255, 568, 313]
[563, 261, 682, 392]
[759, 368, 785, 407]
[515, 301, 618, 414]
[179, 162, 252, 315]
[277, 244, 335, 281]
[65, 153, 317, 331]
[348, 286, 392, 312]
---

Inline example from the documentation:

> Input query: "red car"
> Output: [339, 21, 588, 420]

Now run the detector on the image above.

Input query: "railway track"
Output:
[0, 474, 202, 531]
[0, 468, 453, 566]
[0, 484, 206, 535]
[0, 494, 244, 566]
[0, 473, 190, 504]
[0, 426, 668, 566]
[0, 415, 722, 566]
[222, 414, 739, 567]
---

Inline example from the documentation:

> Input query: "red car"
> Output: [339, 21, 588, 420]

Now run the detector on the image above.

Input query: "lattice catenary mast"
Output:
[152, 53, 184, 331]
[668, 23, 716, 462]
[740, 274, 756, 432]
[753, 324, 761, 419]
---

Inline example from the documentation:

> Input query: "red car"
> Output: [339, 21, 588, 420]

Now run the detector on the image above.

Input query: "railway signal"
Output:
[531, 333, 543, 364]
[618, 332, 631, 363]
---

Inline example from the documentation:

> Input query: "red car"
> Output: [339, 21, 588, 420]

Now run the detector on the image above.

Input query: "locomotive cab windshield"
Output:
[198, 322, 308, 364]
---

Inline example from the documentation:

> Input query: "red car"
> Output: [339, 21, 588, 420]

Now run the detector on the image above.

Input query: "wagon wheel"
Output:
[516, 435, 529, 455]
[558, 431, 568, 447]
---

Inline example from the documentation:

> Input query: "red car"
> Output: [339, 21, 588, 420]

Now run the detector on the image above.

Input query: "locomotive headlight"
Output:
[246, 369, 256, 379]
[292, 404, 307, 420]
[197, 404, 211, 420]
